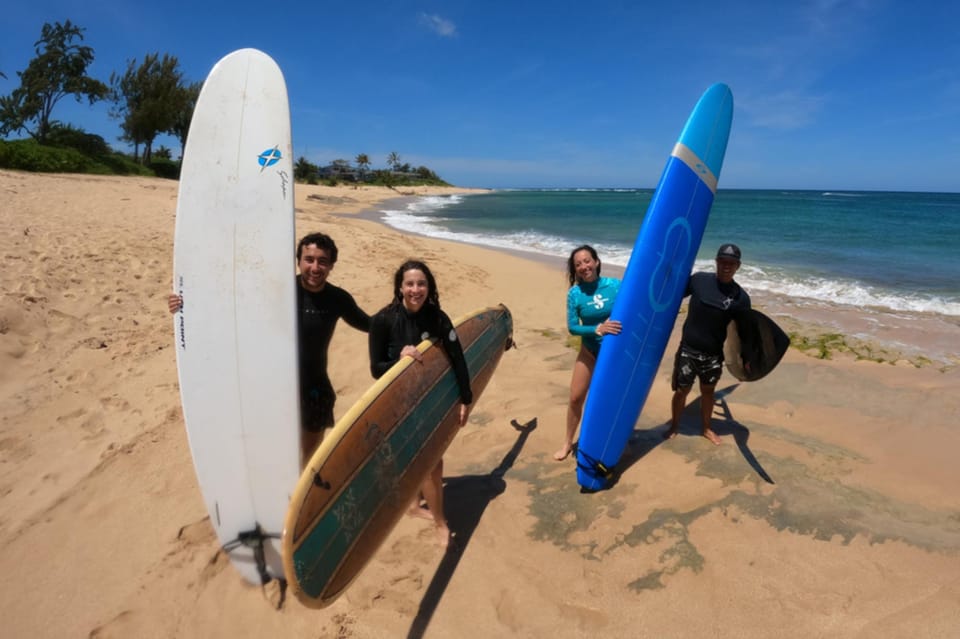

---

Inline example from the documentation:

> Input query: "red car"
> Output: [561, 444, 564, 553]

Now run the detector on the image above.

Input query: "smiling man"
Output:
[295, 233, 371, 467]
[167, 232, 370, 468]
[665, 243, 752, 445]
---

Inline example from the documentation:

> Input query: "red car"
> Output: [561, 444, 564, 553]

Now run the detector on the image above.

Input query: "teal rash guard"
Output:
[567, 276, 621, 355]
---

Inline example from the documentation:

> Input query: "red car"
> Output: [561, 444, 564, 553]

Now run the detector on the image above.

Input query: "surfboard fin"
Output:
[222, 523, 281, 586]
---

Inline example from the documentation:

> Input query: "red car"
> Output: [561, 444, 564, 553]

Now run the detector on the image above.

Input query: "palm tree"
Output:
[355, 153, 370, 181]
[387, 151, 401, 171]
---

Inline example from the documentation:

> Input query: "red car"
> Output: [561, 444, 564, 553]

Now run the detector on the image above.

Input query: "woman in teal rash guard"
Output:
[554, 245, 621, 461]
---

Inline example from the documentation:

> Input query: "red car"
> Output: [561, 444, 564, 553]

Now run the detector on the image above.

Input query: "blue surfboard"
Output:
[576, 83, 734, 490]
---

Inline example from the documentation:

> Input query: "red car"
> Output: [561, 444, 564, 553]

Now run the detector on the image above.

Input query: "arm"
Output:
[340, 290, 371, 332]
[437, 311, 473, 406]
[368, 312, 396, 379]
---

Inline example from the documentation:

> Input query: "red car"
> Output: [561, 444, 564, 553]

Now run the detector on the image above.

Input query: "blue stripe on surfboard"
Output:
[293, 315, 507, 597]
[575, 155, 719, 490]
[676, 83, 733, 178]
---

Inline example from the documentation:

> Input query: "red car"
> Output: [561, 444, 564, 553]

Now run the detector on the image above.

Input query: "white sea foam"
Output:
[694, 259, 960, 317]
[382, 197, 960, 318]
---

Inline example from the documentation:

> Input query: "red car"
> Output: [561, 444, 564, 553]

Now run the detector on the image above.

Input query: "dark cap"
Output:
[716, 243, 741, 261]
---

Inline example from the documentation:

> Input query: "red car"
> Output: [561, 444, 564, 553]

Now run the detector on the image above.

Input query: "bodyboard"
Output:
[724, 309, 790, 381]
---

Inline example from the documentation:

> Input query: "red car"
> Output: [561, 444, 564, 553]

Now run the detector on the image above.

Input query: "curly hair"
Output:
[567, 244, 601, 286]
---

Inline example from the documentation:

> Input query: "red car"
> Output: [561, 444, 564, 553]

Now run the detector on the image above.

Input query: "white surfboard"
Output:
[172, 48, 299, 584]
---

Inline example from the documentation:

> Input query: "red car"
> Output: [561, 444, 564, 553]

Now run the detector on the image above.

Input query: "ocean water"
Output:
[378, 189, 960, 319]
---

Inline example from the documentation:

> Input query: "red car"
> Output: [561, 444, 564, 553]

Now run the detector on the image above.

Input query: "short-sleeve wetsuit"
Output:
[672, 272, 751, 389]
[567, 276, 621, 356]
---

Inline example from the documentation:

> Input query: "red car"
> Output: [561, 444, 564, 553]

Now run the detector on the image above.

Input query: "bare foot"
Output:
[553, 444, 573, 461]
[407, 503, 434, 521]
[663, 427, 678, 440]
[435, 522, 451, 548]
[702, 429, 722, 445]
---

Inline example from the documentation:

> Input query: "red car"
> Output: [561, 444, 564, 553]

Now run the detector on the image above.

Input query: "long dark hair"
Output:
[567, 244, 601, 286]
[390, 260, 441, 310]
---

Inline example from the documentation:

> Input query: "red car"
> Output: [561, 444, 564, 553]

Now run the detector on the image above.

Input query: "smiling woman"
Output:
[368, 259, 473, 547]
[556, 244, 621, 462]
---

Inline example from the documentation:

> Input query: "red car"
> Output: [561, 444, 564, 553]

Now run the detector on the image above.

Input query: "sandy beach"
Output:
[2, 169, 959, 638]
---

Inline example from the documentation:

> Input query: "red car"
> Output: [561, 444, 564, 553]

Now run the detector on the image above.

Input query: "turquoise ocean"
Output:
[375, 189, 959, 362]
[379, 189, 960, 317]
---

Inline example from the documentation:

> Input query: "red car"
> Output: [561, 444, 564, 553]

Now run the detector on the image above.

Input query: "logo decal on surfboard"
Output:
[258, 146, 283, 170]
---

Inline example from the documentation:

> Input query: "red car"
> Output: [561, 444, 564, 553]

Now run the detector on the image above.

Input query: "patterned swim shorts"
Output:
[671, 346, 724, 391]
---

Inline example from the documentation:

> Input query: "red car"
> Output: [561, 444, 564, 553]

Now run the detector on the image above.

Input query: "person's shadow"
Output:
[406, 417, 537, 639]
[608, 384, 773, 487]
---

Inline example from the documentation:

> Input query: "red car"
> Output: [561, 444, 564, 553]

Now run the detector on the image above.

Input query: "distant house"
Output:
[317, 163, 360, 182]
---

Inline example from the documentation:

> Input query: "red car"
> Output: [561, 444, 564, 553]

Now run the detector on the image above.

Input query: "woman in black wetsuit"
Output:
[368, 260, 472, 547]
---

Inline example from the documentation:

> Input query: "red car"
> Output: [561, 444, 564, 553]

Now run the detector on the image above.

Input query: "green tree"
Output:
[355, 153, 370, 180]
[387, 151, 401, 171]
[110, 52, 184, 163]
[294, 156, 318, 182]
[0, 20, 109, 144]
[169, 80, 201, 160]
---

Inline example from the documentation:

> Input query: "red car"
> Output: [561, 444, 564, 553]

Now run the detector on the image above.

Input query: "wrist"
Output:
[595, 325, 603, 336]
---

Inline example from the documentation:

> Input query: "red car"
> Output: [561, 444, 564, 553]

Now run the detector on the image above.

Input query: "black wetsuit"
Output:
[297, 278, 370, 431]
[673, 272, 751, 389]
[368, 303, 473, 405]
[680, 272, 752, 356]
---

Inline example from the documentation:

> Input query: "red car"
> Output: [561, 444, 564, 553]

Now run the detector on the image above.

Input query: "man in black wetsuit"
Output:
[167, 232, 370, 468]
[665, 243, 751, 445]
[296, 232, 370, 467]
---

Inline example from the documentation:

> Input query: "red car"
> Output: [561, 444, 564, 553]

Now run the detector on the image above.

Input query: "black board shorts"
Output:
[672, 346, 723, 390]
[300, 378, 335, 433]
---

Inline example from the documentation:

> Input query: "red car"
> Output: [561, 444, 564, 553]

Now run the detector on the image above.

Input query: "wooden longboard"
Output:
[282, 305, 513, 607]
[725, 309, 790, 381]
[172, 48, 299, 584]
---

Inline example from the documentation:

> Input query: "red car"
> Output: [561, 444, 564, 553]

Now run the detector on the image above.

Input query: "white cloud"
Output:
[740, 90, 827, 130]
[419, 13, 457, 37]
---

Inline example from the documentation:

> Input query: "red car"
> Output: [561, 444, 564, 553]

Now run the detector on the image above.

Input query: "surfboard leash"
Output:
[575, 449, 614, 488]
[221, 523, 282, 586]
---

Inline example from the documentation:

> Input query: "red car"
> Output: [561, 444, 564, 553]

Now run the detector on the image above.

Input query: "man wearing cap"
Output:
[665, 243, 751, 445]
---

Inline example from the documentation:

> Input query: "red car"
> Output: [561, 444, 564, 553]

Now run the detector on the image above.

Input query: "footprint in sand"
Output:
[88, 609, 140, 638]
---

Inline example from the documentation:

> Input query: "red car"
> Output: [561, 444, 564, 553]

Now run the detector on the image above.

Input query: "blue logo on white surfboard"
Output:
[258, 146, 282, 171]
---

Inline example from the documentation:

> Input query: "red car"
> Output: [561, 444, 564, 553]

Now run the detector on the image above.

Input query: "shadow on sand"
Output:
[607, 383, 774, 488]
[406, 417, 537, 639]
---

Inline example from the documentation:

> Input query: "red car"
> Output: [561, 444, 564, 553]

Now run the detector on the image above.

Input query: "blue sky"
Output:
[2, 1, 958, 191]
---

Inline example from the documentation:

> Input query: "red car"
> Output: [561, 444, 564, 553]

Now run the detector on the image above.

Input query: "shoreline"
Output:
[353, 188, 959, 370]
[4, 171, 960, 638]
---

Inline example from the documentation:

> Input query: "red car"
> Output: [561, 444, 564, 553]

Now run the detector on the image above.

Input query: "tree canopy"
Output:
[0, 20, 109, 144]
[110, 53, 187, 163]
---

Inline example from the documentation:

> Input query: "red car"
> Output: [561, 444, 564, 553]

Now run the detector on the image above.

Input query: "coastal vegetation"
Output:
[0, 19, 450, 186]
[787, 329, 949, 370]
[293, 154, 450, 187]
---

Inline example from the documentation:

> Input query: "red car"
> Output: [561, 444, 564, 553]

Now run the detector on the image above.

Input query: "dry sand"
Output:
[2, 169, 959, 638]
